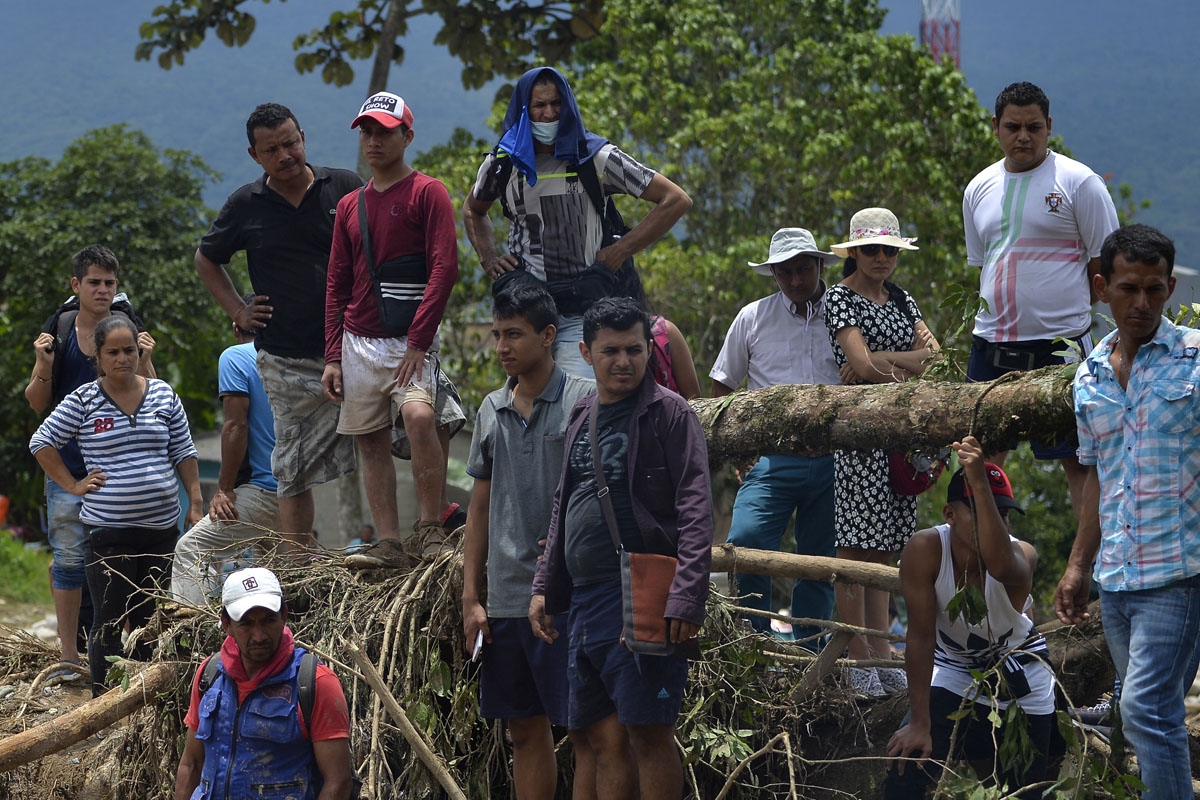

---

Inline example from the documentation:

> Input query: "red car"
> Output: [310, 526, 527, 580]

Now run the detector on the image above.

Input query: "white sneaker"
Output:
[845, 667, 886, 698]
[878, 667, 909, 694]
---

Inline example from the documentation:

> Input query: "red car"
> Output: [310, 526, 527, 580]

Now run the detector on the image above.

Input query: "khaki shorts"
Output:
[391, 366, 467, 459]
[337, 332, 437, 435]
[256, 351, 356, 498]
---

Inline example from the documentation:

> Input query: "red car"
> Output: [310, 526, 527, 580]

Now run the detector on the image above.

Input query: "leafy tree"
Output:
[137, 0, 607, 91]
[416, 0, 1001, 405]
[566, 0, 997, 372]
[0, 125, 227, 523]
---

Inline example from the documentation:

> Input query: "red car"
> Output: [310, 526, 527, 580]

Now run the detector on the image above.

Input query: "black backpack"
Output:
[488, 150, 637, 283]
[198, 651, 362, 798]
[489, 150, 630, 241]
[41, 294, 147, 397]
[198, 650, 319, 721]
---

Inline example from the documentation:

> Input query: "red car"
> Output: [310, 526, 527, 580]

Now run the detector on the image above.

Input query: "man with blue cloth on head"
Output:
[463, 66, 692, 378]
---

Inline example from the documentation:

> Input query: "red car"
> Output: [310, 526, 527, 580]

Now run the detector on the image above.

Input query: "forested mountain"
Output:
[2, 0, 1195, 257]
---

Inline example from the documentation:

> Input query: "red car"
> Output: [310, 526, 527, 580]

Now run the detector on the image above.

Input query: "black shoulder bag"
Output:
[357, 186, 427, 337]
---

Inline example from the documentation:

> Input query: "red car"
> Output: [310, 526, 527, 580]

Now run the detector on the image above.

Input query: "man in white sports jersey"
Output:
[963, 81, 1118, 514]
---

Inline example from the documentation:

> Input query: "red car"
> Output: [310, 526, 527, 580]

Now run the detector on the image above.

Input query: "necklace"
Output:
[1111, 337, 1132, 387]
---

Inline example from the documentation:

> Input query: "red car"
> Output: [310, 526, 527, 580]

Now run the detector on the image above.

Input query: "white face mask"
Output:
[530, 120, 559, 145]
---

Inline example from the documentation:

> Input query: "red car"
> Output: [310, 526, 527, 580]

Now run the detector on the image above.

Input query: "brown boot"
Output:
[404, 519, 459, 560]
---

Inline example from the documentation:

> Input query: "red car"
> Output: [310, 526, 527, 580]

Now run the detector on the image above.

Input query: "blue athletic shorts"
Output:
[566, 579, 689, 730]
[479, 617, 570, 727]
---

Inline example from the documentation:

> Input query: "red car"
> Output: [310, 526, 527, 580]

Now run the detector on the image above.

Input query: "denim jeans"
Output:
[552, 315, 594, 380]
[45, 478, 87, 589]
[726, 454, 835, 643]
[1101, 576, 1200, 800]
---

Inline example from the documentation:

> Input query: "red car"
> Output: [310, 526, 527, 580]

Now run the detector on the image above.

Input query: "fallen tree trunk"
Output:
[711, 544, 901, 593]
[713, 545, 1118, 705]
[1039, 602, 1117, 706]
[692, 366, 1074, 465]
[0, 661, 179, 774]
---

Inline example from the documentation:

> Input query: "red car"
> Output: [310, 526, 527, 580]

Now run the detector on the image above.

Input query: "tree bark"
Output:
[0, 662, 179, 774]
[692, 367, 1075, 466]
[711, 544, 901, 593]
[357, 0, 409, 176]
[1039, 602, 1117, 706]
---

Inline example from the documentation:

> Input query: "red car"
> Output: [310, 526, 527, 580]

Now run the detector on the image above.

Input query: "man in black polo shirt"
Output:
[195, 103, 364, 552]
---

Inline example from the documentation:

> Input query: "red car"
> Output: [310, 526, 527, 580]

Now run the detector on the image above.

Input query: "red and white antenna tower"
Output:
[920, 0, 961, 69]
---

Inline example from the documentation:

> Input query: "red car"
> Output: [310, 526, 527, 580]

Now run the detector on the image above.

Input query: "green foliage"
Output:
[0, 532, 53, 604]
[137, 0, 607, 90]
[946, 583, 987, 627]
[925, 283, 987, 381]
[0, 125, 227, 524]
[562, 0, 996, 373]
[1050, 710, 1145, 799]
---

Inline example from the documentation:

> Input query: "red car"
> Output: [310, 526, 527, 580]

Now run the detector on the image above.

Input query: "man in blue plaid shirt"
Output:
[1055, 224, 1200, 800]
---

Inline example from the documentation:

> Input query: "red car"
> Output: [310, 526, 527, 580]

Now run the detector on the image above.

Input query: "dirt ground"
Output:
[0, 598, 53, 632]
[0, 600, 132, 799]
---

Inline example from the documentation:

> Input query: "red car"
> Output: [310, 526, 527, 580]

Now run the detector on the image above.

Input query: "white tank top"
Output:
[930, 524, 1055, 715]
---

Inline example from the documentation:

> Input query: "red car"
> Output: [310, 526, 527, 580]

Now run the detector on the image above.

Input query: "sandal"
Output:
[46, 660, 83, 683]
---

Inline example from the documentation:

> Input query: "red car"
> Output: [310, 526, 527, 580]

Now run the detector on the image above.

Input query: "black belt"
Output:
[973, 334, 1086, 372]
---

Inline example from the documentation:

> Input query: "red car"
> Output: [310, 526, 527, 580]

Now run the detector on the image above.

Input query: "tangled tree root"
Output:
[0, 546, 1151, 799]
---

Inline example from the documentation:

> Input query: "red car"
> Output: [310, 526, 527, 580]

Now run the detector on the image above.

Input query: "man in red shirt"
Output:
[321, 92, 460, 569]
[174, 568, 352, 800]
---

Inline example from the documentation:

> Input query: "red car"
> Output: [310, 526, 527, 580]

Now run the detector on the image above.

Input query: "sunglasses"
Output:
[857, 243, 899, 257]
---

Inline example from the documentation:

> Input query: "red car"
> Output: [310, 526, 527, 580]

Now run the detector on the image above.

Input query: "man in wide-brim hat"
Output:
[711, 227, 843, 645]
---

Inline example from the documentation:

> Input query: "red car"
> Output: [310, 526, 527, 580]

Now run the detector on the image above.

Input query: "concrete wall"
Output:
[193, 428, 472, 551]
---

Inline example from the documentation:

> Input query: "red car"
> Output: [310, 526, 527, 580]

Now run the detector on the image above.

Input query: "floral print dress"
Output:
[824, 283, 923, 552]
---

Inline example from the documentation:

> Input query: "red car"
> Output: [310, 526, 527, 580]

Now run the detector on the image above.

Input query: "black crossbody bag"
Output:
[357, 186, 426, 336]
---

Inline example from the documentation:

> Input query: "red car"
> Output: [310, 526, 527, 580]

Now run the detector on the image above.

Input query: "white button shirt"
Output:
[710, 286, 841, 390]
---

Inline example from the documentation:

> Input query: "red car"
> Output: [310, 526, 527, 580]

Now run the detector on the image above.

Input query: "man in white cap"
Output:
[322, 92, 461, 569]
[710, 228, 842, 645]
[964, 81, 1118, 515]
[174, 567, 353, 800]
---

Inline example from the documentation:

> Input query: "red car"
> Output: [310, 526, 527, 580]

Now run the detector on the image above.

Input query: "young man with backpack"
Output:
[463, 66, 692, 377]
[174, 567, 353, 800]
[24, 244, 156, 682]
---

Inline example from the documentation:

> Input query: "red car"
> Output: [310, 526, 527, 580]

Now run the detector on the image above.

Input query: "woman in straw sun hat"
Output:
[823, 207, 940, 697]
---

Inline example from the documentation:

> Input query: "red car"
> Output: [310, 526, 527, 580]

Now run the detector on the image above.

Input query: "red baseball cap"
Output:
[946, 462, 1025, 514]
[351, 92, 414, 130]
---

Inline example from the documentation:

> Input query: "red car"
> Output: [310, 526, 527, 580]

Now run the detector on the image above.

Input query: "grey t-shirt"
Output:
[466, 367, 595, 617]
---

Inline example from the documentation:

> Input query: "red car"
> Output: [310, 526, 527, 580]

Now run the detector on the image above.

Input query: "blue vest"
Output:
[193, 647, 318, 800]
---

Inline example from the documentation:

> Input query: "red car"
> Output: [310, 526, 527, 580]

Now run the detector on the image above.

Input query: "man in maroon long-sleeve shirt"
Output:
[321, 92, 459, 568]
